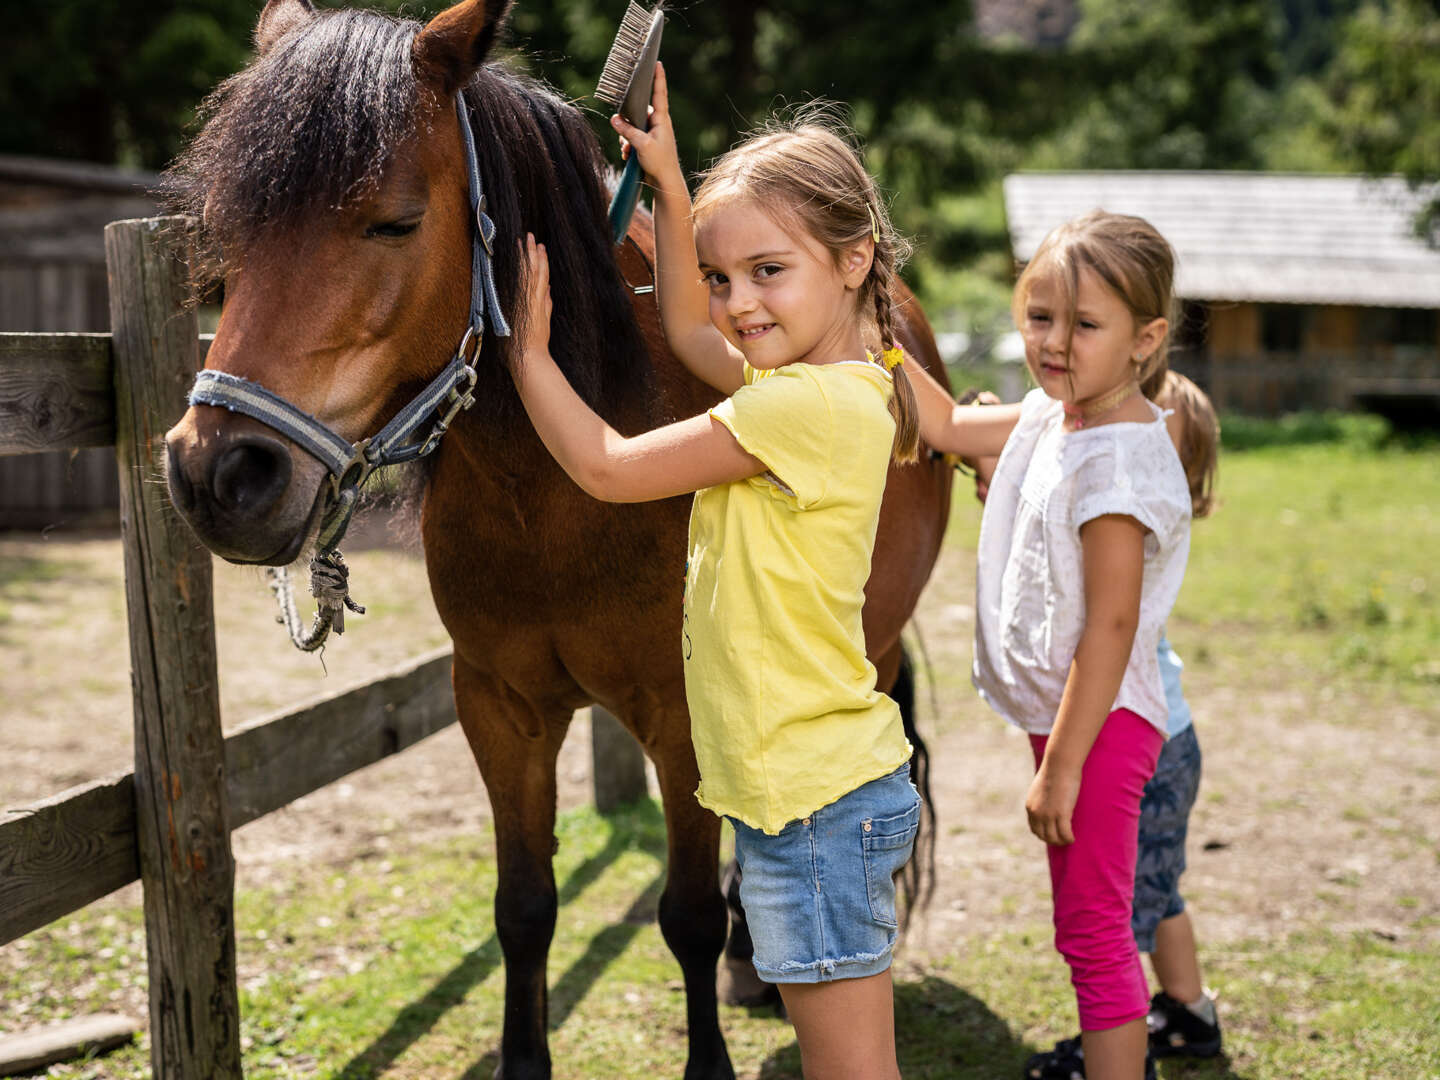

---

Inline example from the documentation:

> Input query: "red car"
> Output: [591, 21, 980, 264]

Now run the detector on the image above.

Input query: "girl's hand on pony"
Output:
[520, 233, 554, 363]
[610, 61, 684, 192]
[1025, 764, 1080, 846]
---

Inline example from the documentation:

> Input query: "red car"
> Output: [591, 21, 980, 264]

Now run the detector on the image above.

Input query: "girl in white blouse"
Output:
[906, 210, 1191, 1080]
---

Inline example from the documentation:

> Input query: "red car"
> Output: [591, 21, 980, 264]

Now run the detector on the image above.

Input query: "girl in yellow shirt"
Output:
[511, 62, 919, 1080]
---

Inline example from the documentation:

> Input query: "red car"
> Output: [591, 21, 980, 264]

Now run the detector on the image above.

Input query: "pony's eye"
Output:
[366, 220, 420, 239]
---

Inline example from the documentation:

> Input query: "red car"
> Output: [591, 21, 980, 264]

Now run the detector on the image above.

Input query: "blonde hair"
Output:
[691, 114, 920, 464]
[1145, 369, 1219, 519]
[1012, 210, 1178, 394]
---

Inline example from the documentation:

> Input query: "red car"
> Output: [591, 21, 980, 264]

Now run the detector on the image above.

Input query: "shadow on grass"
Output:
[1154, 1054, 1245, 1079]
[334, 801, 667, 1080]
[755, 976, 1022, 1079]
[756, 977, 1251, 1079]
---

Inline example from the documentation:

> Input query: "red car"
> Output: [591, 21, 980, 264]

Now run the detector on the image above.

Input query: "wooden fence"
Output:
[1173, 348, 1440, 416]
[0, 216, 646, 1078]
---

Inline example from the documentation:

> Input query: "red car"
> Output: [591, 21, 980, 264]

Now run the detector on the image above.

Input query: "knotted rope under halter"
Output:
[187, 91, 510, 651]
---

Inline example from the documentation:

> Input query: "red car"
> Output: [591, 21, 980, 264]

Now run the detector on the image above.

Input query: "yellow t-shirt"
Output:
[684, 359, 911, 835]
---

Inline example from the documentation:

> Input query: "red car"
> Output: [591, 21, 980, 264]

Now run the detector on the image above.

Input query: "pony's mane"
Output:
[164, 6, 651, 425]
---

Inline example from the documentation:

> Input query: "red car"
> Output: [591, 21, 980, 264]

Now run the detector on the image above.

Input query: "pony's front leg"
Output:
[454, 658, 566, 1080]
[648, 709, 736, 1080]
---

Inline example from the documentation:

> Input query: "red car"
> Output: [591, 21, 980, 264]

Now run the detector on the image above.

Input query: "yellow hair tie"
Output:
[880, 346, 905, 372]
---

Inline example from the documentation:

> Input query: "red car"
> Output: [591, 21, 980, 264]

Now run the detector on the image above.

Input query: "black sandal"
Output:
[1023, 1035, 1156, 1079]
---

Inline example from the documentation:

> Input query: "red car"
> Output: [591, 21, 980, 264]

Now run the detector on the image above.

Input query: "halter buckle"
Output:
[329, 437, 375, 503]
[476, 195, 494, 257]
[419, 364, 478, 457]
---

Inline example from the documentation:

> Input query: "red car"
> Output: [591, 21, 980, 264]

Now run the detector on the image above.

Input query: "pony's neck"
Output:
[457, 67, 654, 434]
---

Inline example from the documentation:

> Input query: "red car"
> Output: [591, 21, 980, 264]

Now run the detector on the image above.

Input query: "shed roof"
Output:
[1002, 171, 1440, 309]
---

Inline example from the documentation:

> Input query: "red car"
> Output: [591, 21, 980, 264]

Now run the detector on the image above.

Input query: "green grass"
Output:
[4, 802, 1438, 1079]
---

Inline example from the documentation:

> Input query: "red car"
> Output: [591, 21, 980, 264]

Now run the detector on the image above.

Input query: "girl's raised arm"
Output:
[1025, 513, 1147, 845]
[514, 236, 762, 502]
[612, 63, 745, 395]
[903, 356, 1021, 459]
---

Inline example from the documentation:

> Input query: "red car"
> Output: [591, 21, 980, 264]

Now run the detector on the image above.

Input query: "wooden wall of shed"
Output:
[1306, 305, 1361, 351]
[1206, 303, 1261, 355]
[0, 257, 120, 530]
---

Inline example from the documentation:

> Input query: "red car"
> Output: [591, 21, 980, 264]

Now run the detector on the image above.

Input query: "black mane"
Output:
[164, 6, 652, 425]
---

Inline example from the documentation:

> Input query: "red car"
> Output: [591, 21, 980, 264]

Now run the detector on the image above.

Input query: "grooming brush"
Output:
[595, 1, 665, 244]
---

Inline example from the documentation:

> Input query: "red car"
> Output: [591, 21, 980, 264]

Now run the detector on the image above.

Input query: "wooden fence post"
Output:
[105, 216, 242, 1080]
[590, 707, 648, 812]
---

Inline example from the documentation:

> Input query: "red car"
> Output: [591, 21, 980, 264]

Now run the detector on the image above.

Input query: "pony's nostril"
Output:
[210, 437, 292, 516]
[167, 440, 196, 511]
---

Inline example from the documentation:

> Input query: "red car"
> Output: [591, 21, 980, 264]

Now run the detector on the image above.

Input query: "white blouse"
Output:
[972, 388, 1192, 738]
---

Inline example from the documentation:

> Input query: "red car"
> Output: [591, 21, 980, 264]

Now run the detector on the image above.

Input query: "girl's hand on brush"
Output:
[519, 233, 554, 364]
[1025, 763, 1080, 846]
[611, 61, 684, 193]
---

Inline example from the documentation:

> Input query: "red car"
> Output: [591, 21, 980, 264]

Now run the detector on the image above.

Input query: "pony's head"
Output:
[163, 0, 646, 564]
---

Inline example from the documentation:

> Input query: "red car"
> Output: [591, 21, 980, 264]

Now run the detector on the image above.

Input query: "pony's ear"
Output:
[412, 0, 511, 97]
[254, 0, 314, 56]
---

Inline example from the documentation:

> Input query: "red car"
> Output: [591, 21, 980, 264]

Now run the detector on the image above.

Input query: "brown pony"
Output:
[162, 1, 951, 1077]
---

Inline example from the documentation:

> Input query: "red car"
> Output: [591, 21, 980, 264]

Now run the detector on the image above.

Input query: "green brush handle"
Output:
[609, 152, 643, 244]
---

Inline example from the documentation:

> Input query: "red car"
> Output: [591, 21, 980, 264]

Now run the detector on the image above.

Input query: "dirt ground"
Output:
[3, 505, 1437, 982]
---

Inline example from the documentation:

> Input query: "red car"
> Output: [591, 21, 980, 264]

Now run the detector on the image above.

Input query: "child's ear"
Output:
[1135, 315, 1168, 362]
[842, 239, 875, 289]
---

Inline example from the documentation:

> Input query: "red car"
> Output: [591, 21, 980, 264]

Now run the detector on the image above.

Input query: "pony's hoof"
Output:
[717, 956, 782, 1011]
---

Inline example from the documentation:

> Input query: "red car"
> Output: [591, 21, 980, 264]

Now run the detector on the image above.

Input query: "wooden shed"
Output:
[1002, 171, 1440, 416]
[0, 155, 159, 529]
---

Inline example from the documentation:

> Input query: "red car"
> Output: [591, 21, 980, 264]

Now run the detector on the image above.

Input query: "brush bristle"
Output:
[595, 1, 656, 107]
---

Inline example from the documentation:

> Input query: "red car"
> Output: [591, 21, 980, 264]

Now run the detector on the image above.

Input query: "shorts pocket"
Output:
[861, 798, 921, 928]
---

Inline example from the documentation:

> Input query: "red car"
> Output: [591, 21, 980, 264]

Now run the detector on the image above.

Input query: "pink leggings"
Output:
[1029, 708, 1163, 1031]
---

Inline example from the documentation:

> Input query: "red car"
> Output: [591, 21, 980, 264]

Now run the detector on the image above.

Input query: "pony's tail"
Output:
[893, 639, 936, 923]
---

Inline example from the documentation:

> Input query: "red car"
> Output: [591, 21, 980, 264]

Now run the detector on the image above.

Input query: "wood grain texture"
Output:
[0, 333, 113, 454]
[224, 647, 456, 828]
[0, 775, 137, 945]
[0, 1013, 139, 1076]
[105, 215, 241, 1080]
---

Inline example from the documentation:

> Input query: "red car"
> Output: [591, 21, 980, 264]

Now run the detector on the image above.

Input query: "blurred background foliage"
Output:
[2, 0, 1435, 338]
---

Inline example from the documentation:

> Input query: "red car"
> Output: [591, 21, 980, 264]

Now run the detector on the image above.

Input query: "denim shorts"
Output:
[1132, 725, 1202, 952]
[729, 762, 921, 984]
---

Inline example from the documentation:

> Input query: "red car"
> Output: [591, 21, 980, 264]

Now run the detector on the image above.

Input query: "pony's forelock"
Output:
[164, 9, 424, 262]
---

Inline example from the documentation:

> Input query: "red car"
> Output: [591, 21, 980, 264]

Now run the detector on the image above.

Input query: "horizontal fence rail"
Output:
[0, 333, 212, 457]
[0, 647, 456, 947]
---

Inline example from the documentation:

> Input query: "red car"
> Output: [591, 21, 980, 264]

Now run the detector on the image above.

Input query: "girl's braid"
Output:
[872, 260, 900, 350]
[868, 229, 920, 464]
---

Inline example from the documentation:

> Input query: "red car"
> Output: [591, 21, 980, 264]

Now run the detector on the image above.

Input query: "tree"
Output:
[0, 1, 255, 166]
[1023, 0, 1280, 171]
[1323, 0, 1440, 239]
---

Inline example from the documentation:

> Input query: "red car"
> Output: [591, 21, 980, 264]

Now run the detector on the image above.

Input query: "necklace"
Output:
[1061, 380, 1140, 429]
